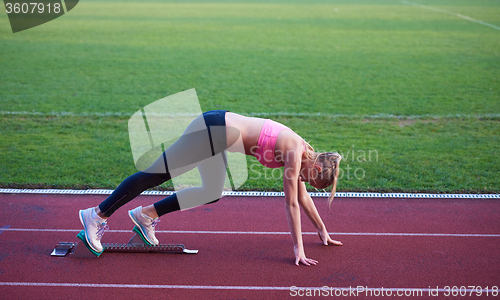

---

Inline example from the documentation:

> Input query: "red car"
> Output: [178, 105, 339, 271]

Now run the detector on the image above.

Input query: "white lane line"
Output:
[0, 282, 497, 294]
[401, 0, 500, 31]
[1, 188, 498, 199]
[0, 282, 289, 290]
[2, 228, 499, 237]
[2, 110, 500, 119]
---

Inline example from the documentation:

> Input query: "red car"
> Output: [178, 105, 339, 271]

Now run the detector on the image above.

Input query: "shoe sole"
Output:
[128, 210, 158, 246]
[79, 210, 103, 253]
[76, 230, 104, 257]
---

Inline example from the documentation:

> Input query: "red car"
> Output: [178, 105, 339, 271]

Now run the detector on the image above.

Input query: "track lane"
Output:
[0, 194, 499, 299]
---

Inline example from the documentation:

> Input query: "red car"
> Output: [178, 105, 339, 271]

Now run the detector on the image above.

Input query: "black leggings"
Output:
[98, 110, 228, 217]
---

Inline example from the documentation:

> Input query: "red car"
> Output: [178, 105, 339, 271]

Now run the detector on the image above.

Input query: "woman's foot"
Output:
[79, 207, 108, 252]
[128, 206, 160, 246]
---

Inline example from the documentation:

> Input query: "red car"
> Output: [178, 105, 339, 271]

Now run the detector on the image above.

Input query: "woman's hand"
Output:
[294, 245, 318, 266]
[318, 230, 343, 246]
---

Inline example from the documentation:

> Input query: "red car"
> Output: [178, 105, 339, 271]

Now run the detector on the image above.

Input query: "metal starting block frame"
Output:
[51, 232, 198, 258]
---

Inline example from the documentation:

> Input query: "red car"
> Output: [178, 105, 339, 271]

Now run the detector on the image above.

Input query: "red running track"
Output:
[0, 193, 499, 299]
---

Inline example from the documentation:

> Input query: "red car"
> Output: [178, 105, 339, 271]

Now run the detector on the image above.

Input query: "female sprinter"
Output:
[79, 110, 343, 266]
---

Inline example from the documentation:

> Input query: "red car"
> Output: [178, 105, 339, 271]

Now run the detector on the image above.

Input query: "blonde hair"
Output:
[304, 145, 342, 207]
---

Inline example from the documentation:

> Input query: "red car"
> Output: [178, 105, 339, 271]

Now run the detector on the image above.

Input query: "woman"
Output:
[79, 110, 343, 266]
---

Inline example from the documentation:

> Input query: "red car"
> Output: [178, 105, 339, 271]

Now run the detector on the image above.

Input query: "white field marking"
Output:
[0, 282, 497, 294]
[2, 228, 499, 237]
[1, 188, 498, 199]
[1, 110, 500, 119]
[401, 0, 500, 31]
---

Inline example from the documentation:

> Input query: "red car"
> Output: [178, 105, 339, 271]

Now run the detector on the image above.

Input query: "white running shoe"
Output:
[79, 207, 107, 253]
[128, 206, 159, 246]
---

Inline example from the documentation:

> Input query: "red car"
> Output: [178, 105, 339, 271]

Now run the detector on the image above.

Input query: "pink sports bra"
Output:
[255, 119, 305, 168]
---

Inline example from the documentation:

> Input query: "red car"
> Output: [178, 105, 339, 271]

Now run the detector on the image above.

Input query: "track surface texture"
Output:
[0, 193, 499, 299]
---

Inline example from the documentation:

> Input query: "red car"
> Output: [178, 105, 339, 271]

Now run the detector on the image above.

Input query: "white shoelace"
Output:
[96, 222, 109, 240]
[150, 219, 160, 231]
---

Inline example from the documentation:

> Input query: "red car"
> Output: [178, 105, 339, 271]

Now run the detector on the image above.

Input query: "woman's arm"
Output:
[297, 181, 343, 246]
[283, 144, 318, 266]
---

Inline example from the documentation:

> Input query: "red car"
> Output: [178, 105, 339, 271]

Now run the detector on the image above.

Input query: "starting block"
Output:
[51, 230, 198, 258]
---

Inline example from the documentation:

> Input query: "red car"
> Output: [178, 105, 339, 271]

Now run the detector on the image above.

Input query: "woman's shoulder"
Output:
[276, 129, 304, 153]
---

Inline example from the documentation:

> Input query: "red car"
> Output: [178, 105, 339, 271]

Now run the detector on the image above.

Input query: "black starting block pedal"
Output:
[51, 230, 198, 258]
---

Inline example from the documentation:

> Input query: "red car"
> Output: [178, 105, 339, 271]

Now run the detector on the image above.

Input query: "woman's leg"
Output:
[78, 171, 171, 252]
[79, 111, 227, 251]
[150, 152, 227, 217]
[98, 113, 218, 218]
[129, 150, 227, 246]
[97, 171, 170, 218]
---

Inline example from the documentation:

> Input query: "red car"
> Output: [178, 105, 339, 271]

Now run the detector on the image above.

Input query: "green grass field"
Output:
[1, 0, 499, 193]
